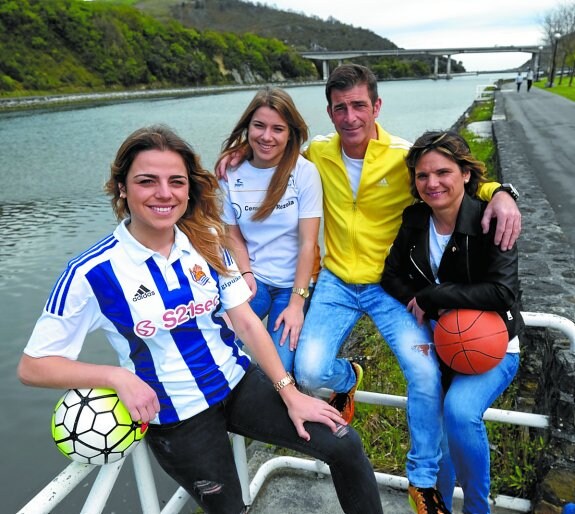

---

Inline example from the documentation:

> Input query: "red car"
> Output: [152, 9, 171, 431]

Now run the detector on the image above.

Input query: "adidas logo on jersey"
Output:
[133, 284, 156, 302]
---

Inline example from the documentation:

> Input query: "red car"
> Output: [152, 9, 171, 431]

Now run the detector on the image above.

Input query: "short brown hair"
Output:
[405, 130, 487, 200]
[325, 63, 378, 107]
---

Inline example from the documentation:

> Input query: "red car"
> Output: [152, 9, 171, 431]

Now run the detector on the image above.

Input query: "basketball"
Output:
[433, 309, 508, 374]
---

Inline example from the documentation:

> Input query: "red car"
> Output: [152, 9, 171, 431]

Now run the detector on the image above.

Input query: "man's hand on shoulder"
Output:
[215, 150, 246, 180]
[482, 188, 522, 251]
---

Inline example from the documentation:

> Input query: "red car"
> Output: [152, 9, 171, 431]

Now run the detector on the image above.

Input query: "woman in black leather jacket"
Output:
[381, 130, 523, 514]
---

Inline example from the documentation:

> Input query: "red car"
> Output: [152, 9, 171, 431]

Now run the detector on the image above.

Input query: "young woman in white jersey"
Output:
[217, 87, 322, 372]
[18, 125, 383, 514]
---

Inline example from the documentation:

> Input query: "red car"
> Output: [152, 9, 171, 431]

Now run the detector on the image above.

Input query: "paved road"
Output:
[497, 82, 575, 247]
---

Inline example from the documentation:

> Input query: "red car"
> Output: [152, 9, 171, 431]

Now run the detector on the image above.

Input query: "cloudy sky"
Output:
[256, 0, 561, 71]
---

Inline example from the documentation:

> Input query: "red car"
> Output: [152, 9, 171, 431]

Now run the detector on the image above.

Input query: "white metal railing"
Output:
[522, 311, 575, 352]
[475, 84, 496, 101]
[17, 311, 575, 514]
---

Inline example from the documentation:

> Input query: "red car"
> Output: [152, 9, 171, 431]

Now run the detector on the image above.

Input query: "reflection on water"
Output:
[0, 195, 117, 381]
[0, 196, 115, 290]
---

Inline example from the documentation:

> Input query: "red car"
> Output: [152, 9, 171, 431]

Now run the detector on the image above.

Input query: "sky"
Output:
[256, 0, 563, 71]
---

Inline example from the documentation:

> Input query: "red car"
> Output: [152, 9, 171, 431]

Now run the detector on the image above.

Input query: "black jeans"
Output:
[147, 364, 383, 514]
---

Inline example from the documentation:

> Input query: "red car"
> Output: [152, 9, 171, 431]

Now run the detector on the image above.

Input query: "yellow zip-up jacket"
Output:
[304, 123, 498, 284]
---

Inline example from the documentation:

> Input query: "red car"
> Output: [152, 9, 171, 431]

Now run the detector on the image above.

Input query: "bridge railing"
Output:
[17, 311, 575, 514]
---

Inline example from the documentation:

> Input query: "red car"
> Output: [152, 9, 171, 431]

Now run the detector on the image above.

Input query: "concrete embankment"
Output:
[0, 82, 325, 112]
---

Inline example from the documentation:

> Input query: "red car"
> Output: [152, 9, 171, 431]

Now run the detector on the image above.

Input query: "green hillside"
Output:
[0, 0, 317, 95]
[134, 0, 396, 52]
[134, 0, 463, 79]
[0, 0, 463, 97]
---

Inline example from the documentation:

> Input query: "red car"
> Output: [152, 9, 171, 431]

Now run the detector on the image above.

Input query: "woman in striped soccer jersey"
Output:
[18, 125, 383, 514]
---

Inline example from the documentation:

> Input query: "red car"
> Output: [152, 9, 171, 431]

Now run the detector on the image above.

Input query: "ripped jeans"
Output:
[147, 364, 382, 514]
[294, 269, 444, 488]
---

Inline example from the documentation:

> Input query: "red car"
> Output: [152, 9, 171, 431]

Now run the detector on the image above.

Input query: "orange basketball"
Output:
[434, 309, 508, 374]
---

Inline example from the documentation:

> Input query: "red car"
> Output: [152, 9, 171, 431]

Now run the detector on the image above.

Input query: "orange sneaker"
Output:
[328, 362, 363, 423]
[408, 485, 451, 514]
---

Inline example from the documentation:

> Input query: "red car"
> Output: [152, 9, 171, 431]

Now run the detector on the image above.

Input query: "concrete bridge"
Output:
[300, 45, 546, 79]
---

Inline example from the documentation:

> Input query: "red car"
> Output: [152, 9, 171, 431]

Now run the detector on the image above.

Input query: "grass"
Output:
[459, 97, 497, 181]
[466, 97, 494, 122]
[534, 78, 575, 101]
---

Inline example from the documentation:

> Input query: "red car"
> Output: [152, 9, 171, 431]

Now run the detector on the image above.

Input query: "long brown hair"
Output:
[104, 125, 229, 275]
[216, 86, 309, 221]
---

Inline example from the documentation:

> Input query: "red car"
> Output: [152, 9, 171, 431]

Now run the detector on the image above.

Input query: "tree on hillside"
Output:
[0, 0, 317, 94]
[542, 1, 575, 86]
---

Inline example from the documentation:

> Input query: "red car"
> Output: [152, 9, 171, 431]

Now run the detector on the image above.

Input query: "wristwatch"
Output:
[273, 372, 295, 392]
[494, 183, 519, 201]
[291, 287, 310, 299]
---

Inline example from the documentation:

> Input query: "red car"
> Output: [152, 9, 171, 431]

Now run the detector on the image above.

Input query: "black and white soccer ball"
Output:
[51, 388, 148, 465]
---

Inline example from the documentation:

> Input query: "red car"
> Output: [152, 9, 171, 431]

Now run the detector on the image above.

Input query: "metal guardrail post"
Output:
[131, 442, 161, 514]
[522, 311, 575, 352]
[16, 461, 95, 514]
[79, 460, 126, 514]
[475, 84, 495, 101]
[231, 433, 252, 506]
[248, 455, 533, 512]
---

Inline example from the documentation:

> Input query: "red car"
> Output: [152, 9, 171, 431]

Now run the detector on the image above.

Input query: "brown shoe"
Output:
[328, 362, 363, 423]
[408, 485, 451, 514]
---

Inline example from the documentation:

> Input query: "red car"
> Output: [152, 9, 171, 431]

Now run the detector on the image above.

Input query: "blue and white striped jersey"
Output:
[25, 221, 252, 424]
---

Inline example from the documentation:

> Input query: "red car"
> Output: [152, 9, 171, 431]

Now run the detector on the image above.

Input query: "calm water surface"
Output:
[1, 73, 513, 512]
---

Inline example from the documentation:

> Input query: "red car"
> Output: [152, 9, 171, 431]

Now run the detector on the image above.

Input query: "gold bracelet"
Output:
[273, 372, 295, 392]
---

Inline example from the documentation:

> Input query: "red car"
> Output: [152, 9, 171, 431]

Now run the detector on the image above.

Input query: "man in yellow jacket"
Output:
[294, 64, 521, 514]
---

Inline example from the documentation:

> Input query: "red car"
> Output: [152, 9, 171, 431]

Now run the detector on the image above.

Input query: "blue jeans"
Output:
[436, 352, 520, 514]
[147, 364, 383, 514]
[248, 278, 313, 373]
[294, 269, 444, 488]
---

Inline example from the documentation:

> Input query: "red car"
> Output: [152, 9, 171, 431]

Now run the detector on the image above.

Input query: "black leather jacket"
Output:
[381, 194, 524, 339]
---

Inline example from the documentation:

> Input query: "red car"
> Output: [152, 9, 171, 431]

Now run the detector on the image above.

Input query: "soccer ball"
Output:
[51, 388, 148, 465]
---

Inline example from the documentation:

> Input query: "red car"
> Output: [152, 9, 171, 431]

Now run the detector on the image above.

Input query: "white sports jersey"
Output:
[25, 221, 252, 424]
[220, 155, 322, 288]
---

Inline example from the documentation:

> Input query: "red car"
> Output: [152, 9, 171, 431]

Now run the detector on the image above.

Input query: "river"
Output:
[1, 73, 514, 513]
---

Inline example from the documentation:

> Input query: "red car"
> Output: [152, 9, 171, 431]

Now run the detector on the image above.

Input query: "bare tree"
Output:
[541, 2, 575, 85]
